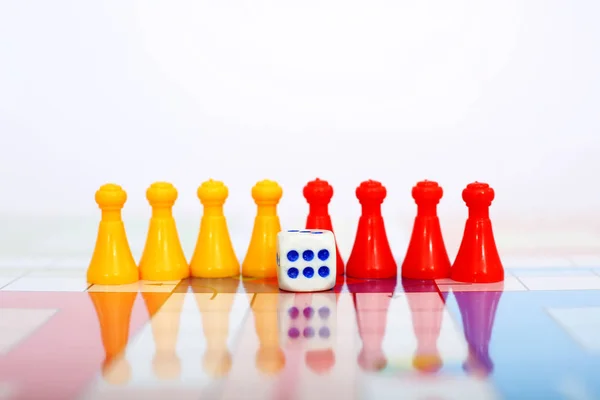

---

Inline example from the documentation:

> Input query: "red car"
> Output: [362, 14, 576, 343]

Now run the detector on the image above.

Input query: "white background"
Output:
[1, 1, 599, 263]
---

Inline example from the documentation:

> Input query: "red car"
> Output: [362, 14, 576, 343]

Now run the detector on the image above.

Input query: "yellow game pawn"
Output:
[87, 184, 139, 285]
[139, 182, 189, 281]
[190, 180, 239, 278]
[242, 180, 283, 278]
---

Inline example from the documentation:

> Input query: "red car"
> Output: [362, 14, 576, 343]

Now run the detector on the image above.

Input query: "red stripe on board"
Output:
[0, 292, 154, 400]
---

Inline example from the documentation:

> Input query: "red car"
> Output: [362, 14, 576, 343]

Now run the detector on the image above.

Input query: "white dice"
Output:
[276, 229, 336, 292]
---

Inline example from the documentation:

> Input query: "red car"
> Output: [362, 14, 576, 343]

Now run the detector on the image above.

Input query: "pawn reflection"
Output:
[348, 278, 397, 372]
[142, 290, 185, 380]
[242, 277, 286, 376]
[193, 277, 241, 378]
[401, 278, 448, 374]
[88, 291, 137, 385]
[305, 349, 336, 375]
[250, 292, 286, 375]
[304, 293, 339, 375]
[455, 286, 503, 378]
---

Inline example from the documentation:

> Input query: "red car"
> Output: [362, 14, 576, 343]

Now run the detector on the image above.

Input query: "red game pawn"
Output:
[451, 182, 504, 283]
[303, 178, 344, 275]
[402, 181, 451, 280]
[346, 180, 397, 279]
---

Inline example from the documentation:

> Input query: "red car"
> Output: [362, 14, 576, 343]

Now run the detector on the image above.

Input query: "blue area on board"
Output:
[444, 290, 600, 400]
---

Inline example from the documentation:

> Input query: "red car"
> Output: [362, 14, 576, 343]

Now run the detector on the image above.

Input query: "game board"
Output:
[2, 246, 600, 400]
[1, 178, 600, 400]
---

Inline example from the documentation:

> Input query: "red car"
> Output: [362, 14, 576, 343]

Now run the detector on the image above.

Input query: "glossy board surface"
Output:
[2, 267, 600, 399]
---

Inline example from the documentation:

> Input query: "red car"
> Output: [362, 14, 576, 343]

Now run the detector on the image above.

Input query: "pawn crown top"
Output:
[146, 182, 178, 207]
[198, 179, 228, 204]
[462, 182, 494, 206]
[95, 183, 127, 209]
[356, 180, 387, 204]
[412, 180, 443, 203]
[303, 178, 333, 204]
[252, 179, 283, 205]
